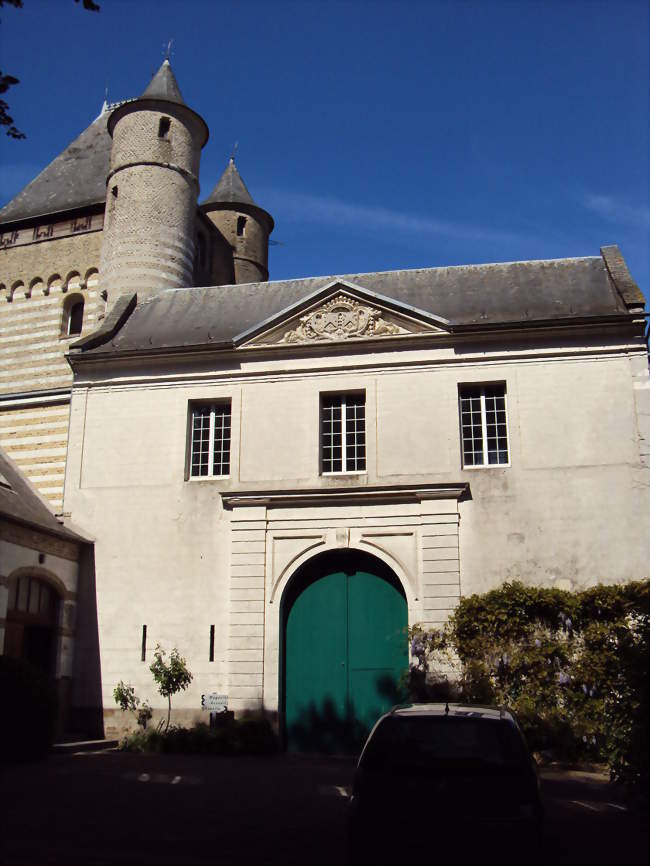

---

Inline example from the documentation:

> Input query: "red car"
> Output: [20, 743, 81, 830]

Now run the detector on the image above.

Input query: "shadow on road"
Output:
[0, 753, 647, 865]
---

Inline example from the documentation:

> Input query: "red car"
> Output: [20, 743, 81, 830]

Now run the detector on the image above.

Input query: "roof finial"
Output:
[99, 82, 109, 117]
[163, 39, 174, 63]
[230, 141, 239, 164]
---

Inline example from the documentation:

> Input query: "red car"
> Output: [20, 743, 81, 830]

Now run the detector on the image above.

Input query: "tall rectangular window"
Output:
[459, 384, 509, 467]
[190, 402, 231, 477]
[321, 393, 366, 474]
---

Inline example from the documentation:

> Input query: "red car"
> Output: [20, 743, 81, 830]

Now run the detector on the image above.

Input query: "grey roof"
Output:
[0, 110, 111, 225]
[141, 59, 186, 106]
[76, 249, 639, 357]
[0, 448, 87, 542]
[202, 158, 256, 206]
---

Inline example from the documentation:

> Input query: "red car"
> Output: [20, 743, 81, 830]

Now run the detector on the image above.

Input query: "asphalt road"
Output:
[1, 751, 647, 866]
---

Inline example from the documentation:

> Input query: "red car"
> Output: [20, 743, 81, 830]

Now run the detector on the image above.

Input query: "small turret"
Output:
[99, 60, 209, 305]
[201, 158, 274, 284]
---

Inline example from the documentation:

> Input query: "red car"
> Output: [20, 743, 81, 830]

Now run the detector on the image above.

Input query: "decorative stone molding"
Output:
[222, 484, 468, 509]
[281, 295, 407, 343]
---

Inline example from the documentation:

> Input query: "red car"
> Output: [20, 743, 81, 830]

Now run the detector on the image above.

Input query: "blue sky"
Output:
[1, 0, 648, 293]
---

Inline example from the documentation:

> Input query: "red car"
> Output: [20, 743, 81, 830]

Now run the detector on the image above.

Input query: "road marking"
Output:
[605, 802, 627, 812]
[72, 748, 119, 756]
[129, 772, 201, 786]
[567, 800, 600, 812]
[319, 784, 350, 798]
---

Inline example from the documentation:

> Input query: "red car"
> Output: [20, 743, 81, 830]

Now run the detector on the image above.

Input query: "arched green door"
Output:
[284, 554, 408, 753]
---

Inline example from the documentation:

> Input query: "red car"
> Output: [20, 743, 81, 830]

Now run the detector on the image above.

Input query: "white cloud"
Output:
[582, 194, 650, 228]
[263, 189, 531, 245]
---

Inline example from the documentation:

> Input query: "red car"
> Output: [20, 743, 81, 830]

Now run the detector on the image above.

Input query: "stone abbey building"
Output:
[1, 61, 648, 744]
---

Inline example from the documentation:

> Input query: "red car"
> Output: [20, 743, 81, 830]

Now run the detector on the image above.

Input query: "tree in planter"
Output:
[113, 681, 153, 729]
[149, 645, 193, 732]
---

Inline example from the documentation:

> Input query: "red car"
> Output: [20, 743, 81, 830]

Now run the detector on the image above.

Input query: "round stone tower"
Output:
[99, 60, 208, 304]
[201, 158, 274, 284]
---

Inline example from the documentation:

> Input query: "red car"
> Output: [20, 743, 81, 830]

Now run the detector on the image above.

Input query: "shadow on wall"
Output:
[286, 675, 407, 755]
[69, 543, 104, 739]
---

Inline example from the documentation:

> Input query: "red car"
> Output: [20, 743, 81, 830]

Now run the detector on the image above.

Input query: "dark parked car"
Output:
[348, 703, 544, 865]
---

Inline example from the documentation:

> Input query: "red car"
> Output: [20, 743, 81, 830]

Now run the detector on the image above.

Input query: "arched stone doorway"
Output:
[4, 574, 61, 677]
[282, 549, 408, 753]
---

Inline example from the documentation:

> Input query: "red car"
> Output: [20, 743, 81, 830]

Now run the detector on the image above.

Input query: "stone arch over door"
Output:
[281, 549, 408, 753]
[4, 573, 63, 678]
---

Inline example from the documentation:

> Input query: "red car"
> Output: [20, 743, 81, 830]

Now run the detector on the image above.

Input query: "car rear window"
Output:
[361, 715, 528, 769]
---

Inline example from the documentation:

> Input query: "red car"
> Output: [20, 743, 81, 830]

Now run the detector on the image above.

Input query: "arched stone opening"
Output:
[280, 549, 408, 753]
[4, 574, 62, 678]
[61, 292, 85, 337]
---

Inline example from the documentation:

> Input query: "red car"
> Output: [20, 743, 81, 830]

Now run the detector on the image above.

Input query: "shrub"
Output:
[118, 716, 278, 755]
[0, 656, 58, 762]
[410, 579, 649, 794]
[113, 680, 152, 729]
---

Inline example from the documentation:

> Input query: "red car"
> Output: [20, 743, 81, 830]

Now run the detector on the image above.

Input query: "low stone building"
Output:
[0, 447, 94, 734]
[1, 60, 649, 747]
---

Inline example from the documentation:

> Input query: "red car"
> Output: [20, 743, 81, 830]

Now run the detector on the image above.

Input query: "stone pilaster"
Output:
[419, 497, 461, 629]
[228, 505, 267, 712]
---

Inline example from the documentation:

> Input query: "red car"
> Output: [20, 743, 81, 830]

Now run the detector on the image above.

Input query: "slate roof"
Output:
[0, 62, 201, 226]
[0, 448, 88, 542]
[202, 158, 257, 206]
[74, 249, 640, 357]
[0, 108, 111, 225]
[141, 59, 186, 106]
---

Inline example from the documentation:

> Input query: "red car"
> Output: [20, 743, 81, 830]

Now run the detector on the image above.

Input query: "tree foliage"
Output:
[113, 643, 192, 733]
[113, 680, 152, 729]
[149, 645, 193, 731]
[410, 579, 649, 794]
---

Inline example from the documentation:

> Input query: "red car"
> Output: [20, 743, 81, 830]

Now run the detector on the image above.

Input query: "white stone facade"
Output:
[63, 311, 650, 730]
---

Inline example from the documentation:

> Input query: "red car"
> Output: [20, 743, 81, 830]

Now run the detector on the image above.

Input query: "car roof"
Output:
[388, 703, 515, 722]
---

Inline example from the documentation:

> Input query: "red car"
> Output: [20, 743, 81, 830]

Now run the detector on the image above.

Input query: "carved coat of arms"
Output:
[281, 295, 405, 343]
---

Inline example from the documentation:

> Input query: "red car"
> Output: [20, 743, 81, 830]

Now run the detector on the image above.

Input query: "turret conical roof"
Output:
[108, 59, 208, 146]
[202, 158, 257, 206]
[141, 59, 186, 106]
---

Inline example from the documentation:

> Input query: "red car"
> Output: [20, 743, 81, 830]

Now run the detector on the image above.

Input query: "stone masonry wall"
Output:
[99, 107, 201, 303]
[0, 224, 105, 507]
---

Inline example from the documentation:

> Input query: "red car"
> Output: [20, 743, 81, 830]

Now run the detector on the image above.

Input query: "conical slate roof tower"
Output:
[99, 60, 209, 302]
[202, 157, 274, 284]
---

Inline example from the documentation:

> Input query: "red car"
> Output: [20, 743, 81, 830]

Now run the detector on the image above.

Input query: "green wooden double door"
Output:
[284, 557, 408, 753]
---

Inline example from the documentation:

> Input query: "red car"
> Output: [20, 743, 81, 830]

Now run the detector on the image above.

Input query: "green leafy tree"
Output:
[149, 645, 193, 732]
[113, 680, 152, 729]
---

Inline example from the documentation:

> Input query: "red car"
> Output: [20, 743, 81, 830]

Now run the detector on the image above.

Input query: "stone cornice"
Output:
[222, 483, 469, 509]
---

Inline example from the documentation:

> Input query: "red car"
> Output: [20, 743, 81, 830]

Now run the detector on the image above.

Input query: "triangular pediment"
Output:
[235, 280, 450, 349]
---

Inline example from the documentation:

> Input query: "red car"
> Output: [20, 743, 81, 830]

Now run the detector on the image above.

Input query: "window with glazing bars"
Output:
[321, 393, 366, 473]
[459, 384, 509, 467]
[190, 403, 231, 477]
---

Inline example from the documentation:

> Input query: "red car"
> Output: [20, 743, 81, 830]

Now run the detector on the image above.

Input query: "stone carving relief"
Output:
[281, 295, 408, 343]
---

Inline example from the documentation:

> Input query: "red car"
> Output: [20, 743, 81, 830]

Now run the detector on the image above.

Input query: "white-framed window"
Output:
[459, 384, 509, 467]
[321, 392, 366, 474]
[189, 402, 231, 478]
